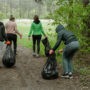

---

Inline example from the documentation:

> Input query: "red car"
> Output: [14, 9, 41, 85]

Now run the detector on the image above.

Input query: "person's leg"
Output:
[6, 34, 12, 47]
[67, 53, 75, 79]
[61, 42, 75, 78]
[62, 57, 69, 78]
[32, 35, 37, 55]
[12, 34, 17, 55]
[6, 34, 12, 42]
[68, 41, 79, 73]
[62, 52, 69, 74]
[67, 50, 77, 79]
[36, 35, 41, 55]
[68, 49, 79, 73]
[67, 41, 80, 78]
[68, 59, 73, 75]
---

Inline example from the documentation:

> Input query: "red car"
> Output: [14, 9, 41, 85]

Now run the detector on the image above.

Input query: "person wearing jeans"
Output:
[5, 16, 22, 55]
[28, 15, 46, 57]
[62, 41, 79, 78]
[49, 24, 80, 79]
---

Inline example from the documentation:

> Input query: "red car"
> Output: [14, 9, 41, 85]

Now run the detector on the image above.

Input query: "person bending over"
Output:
[49, 24, 80, 79]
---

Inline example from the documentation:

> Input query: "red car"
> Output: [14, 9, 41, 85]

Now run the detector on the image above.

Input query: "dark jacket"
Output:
[53, 25, 77, 51]
[0, 22, 7, 41]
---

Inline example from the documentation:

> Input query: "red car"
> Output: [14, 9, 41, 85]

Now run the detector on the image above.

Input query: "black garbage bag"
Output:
[41, 55, 58, 79]
[2, 45, 16, 68]
[42, 37, 51, 56]
[41, 38, 58, 79]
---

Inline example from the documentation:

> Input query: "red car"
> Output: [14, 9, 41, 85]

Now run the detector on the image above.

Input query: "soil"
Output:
[0, 46, 89, 90]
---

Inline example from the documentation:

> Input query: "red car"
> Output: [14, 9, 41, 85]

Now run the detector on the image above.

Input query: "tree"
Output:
[48, 0, 90, 52]
[0, 0, 52, 18]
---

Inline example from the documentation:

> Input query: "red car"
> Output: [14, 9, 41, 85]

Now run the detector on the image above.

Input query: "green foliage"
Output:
[48, 0, 90, 53]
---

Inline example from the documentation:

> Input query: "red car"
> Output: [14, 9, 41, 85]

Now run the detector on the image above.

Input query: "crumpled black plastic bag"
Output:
[41, 38, 58, 79]
[2, 45, 16, 68]
[42, 37, 51, 56]
[41, 55, 58, 79]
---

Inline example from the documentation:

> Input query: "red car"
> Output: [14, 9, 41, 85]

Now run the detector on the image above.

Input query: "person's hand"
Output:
[49, 50, 54, 55]
[58, 49, 63, 53]
[20, 34, 22, 39]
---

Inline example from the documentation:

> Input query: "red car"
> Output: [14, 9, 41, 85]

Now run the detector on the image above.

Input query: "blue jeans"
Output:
[62, 41, 80, 74]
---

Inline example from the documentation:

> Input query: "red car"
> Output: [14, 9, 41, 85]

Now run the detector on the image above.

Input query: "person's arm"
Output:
[28, 23, 33, 37]
[14, 23, 22, 39]
[49, 34, 62, 55]
[2, 26, 7, 41]
[40, 23, 46, 36]
[52, 34, 62, 51]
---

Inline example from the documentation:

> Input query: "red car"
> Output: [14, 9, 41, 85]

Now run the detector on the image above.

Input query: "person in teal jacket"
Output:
[28, 15, 46, 57]
[49, 24, 80, 79]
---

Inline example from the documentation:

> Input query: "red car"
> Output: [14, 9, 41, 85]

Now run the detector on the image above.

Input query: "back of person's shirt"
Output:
[5, 21, 17, 34]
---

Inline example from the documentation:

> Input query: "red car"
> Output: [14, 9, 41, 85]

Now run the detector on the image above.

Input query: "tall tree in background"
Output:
[34, 0, 43, 16]
[0, 0, 52, 18]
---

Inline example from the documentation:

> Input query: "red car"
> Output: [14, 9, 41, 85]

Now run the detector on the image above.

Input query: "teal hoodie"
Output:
[53, 25, 77, 51]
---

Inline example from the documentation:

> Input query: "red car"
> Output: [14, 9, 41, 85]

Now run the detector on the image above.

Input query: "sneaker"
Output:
[68, 73, 73, 79]
[69, 74, 73, 79]
[61, 73, 69, 78]
[32, 52, 36, 56]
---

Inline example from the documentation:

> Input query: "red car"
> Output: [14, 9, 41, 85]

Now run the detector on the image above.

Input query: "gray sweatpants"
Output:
[62, 41, 80, 74]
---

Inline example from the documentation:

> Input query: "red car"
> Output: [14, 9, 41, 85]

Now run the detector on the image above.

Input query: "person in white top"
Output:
[5, 16, 22, 55]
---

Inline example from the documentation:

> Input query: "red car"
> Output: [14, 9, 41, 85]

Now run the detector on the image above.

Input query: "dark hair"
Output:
[33, 15, 40, 24]
[33, 15, 39, 21]
[9, 15, 15, 21]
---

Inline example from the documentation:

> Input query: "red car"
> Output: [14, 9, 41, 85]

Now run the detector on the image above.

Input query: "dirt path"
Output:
[0, 46, 89, 90]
